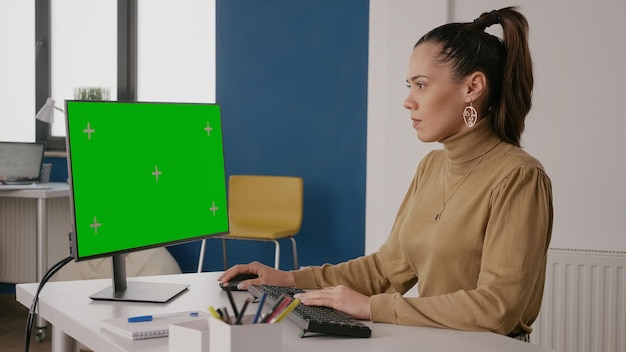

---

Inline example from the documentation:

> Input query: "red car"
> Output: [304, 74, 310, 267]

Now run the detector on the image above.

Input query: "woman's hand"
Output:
[217, 261, 296, 289]
[295, 285, 371, 321]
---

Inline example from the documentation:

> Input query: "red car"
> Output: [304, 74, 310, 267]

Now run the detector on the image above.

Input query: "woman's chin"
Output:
[416, 131, 436, 143]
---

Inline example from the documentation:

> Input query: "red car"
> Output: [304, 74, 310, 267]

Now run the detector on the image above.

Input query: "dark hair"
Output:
[415, 7, 533, 147]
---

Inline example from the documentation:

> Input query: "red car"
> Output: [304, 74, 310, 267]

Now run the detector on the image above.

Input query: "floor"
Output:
[0, 293, 52, 352]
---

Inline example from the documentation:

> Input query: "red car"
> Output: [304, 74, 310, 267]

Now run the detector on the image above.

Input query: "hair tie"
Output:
[473, 18, 486, 29]
[474, 10, 501, 30]
[489, 10, 501, 25]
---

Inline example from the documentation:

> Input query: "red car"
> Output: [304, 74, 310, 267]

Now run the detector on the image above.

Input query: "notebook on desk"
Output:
[101, 311, 208, 340]
[0, 142, 45, 185]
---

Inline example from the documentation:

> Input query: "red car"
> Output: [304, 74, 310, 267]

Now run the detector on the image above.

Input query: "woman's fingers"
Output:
[296, 285, 371, 320]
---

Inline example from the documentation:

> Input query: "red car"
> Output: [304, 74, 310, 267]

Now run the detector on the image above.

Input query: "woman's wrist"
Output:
[283, 271, 297, 287]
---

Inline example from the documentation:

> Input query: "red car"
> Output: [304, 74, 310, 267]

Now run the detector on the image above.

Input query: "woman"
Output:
[218, 7, 553, 341]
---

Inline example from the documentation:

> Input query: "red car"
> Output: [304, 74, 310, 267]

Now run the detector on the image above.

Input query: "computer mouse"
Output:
[219, 273, 259, 291]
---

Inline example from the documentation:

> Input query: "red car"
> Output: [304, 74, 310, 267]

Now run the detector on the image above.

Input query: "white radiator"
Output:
[531, 248, 626, 352]
[0, 196, 71, 283]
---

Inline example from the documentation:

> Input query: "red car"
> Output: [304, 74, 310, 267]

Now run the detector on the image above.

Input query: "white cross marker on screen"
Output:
[152, 165, 162, 181]
[90, 216, 102, 234]
[210, 201, 218, 216]
[204, 122, 213, 136]
[83, 122, 95, 140]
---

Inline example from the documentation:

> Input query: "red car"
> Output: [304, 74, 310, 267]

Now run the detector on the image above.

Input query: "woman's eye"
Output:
[406, 81, 425, 89]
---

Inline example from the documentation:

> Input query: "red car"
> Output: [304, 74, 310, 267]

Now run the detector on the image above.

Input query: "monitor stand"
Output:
[89, 254, 189, 303]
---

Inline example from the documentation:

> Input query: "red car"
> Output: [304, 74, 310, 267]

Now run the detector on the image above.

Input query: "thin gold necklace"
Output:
[434, 154, 485, 221]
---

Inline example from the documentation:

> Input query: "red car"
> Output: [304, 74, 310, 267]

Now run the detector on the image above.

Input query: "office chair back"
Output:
[228, 175, 303, 236]
[198, 174, 303, 272]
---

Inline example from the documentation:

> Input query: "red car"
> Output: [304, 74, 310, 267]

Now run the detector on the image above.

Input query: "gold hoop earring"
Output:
[463, 102, 478, 128]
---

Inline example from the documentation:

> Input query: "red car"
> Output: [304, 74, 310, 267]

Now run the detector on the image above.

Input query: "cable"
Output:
[23, 255, 73, 352]
[24, 255, 73, 351]
[24, 255, 73, 348]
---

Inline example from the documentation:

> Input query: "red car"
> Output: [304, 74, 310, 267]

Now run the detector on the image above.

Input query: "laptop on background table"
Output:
[0, 142, 46, 185]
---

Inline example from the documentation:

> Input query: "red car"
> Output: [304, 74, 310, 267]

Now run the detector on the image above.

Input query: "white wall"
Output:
[366, 0, 447, 254]
[367, 0, 626, 253]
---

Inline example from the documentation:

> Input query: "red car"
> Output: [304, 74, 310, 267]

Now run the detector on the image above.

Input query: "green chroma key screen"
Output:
[65, 101, 229, 260]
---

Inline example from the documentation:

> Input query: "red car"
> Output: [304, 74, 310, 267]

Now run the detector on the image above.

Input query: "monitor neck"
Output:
[112, 254, 127, 292]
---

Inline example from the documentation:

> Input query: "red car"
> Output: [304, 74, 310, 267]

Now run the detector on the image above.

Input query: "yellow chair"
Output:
[197, 175, 303, 271]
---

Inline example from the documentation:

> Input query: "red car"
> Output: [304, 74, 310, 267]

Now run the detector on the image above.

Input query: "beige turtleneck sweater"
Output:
[292, 117, 553, 336]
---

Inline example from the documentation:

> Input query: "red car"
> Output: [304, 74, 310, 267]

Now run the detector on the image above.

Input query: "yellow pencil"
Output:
[270, 298, 301, 323]
[208, 306, 221, 320]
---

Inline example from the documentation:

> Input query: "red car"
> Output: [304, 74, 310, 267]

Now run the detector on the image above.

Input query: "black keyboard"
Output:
[247, 284, 372, 338]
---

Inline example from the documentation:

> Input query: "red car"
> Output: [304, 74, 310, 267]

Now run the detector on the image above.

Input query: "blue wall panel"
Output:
[192, 0, 369, 272]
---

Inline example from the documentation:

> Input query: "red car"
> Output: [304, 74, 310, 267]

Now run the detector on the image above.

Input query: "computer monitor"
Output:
[65, 100, 229, 303]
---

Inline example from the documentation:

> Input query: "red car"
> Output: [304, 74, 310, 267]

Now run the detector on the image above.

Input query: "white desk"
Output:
[16, 271, 555, 352]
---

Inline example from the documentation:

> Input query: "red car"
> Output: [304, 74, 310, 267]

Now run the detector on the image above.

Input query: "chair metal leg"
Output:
[272, 240, 280, 269]
[289, 237, 298, 269]
[222, 238, 228, 270]
[197, 239, 207, 273]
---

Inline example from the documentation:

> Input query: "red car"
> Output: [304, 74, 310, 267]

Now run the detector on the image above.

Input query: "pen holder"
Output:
[169, 318, 210, 352]
[209, 315, 282, 352]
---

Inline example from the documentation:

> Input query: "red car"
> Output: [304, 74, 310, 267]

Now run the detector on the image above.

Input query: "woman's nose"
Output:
[403, 95, 415, 110]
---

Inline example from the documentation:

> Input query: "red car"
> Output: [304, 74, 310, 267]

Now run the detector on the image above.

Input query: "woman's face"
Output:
[403, 42, 469, 143]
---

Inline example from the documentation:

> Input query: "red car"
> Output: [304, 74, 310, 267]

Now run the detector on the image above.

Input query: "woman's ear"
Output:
[464, 71, 487, 103]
